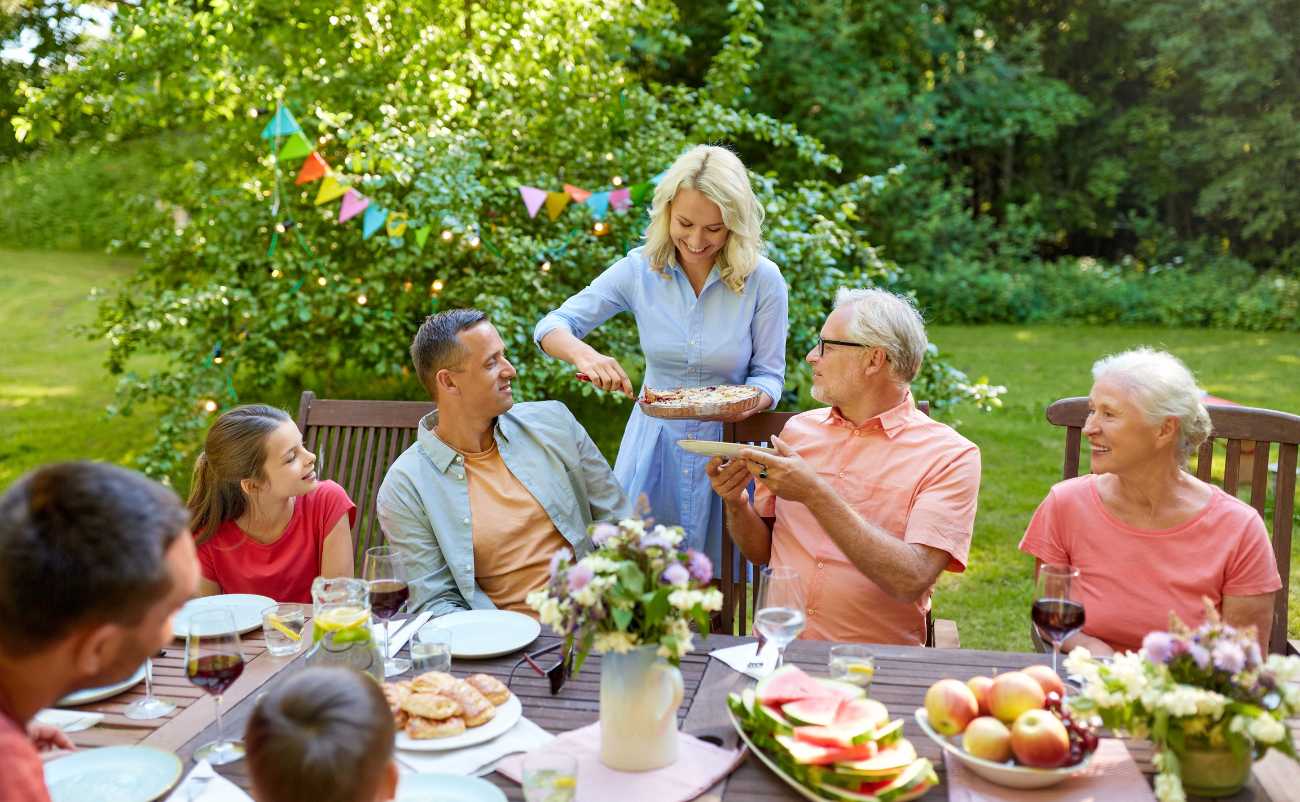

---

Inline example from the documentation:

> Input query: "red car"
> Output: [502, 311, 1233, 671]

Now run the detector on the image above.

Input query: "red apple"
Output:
[988, 671, 1046, 724]
[966, 675, 994, 717]
[1010, 709, 1071, 768]
[1022, 664, 1066, 699]
[962, 716, 1012, 762]
[924, 678, 980, 735]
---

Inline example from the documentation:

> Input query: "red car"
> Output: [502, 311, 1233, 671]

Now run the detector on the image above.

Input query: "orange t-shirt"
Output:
[1019, 475, 1281, 652]
[462, 442, 569, 615]
[754, 397, 981, 645]
[0, 695, 52, 802]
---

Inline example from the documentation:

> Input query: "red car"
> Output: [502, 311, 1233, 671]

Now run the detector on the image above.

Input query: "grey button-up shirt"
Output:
[376, 400, 630, 615]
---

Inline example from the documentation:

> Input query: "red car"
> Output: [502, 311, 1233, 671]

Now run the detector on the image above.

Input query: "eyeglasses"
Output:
[817, 337, 870, 357]
[506, 641, 570, 695]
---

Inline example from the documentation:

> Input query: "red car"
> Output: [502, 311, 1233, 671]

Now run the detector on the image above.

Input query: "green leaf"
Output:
[612, 606, 633, 632]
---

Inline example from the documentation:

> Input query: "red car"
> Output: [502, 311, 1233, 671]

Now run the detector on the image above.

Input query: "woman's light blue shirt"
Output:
[533, 246, 789, 562]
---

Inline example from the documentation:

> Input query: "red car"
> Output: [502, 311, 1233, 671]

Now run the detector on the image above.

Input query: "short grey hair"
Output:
[834, 288, 929, 383]
[410, 308, 489, 400]
[1091, 347, 1212, 461]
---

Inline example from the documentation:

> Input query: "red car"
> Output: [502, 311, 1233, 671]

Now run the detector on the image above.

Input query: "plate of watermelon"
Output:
[726, 665, 938, 801]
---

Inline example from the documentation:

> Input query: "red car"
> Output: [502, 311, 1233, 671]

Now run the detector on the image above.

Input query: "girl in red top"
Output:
[188, 405, 356, 603]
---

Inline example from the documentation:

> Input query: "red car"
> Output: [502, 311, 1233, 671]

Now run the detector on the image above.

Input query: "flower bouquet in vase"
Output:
[1065, 601, 1300, 801]
[527, 518, 723, 771]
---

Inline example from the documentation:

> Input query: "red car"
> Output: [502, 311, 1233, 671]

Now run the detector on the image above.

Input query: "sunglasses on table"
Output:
[505, 641, 571, 695]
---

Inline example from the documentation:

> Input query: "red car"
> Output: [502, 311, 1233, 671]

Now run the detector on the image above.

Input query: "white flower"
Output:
[581, 555, 620, 574]
[1154, 772, 1187, 802]
[593, 630, 638, 654]
[1248, 714, 1286, 744]
[619, 518, 646, 537]
[572, 584, 600, 608]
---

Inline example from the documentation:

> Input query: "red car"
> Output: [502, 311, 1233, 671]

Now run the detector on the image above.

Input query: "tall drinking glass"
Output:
[123, 657, 175, 720]
[1032, 564, 1085, 675]
[364, 546, 411, 677]
[753, 566, 805, 671]
[185, 609, 246, 765]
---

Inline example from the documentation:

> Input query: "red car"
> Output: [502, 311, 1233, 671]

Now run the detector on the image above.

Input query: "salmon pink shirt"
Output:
[0, 693, 50, 802]
[196, 481, 356, 603]
[1019, 475, 1281, 652]
[753, 396, 981, 645]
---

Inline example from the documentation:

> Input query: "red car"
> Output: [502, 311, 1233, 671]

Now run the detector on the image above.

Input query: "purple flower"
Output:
[567, 562, 594, 593]
[661, 563, 690, 586]
[1142, 631, 1175, 664]
[1212, 640, 1246, 674]
[640, 531, 673, 551]
[686, 550, 713, 584]
[1189, 644, 1211, 669]
[548, 548, 571, 578]
[591, 522, 620, 546]
[1248, 641, 1263, 668]
[1169, 637, 1190, 657]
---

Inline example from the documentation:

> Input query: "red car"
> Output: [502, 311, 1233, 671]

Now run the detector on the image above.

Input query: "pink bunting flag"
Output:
[610, 187, 631, 212]
[519, 186, 548, 218]
[338, 189, 370, 223]
[564, 183, 592, 203]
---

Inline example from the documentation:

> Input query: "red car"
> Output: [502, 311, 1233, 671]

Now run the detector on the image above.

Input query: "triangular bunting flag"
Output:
[610, 188, 631, 212]
[338, 190, 370, 223]
[415, 226, 432, 250]
[586, 191, 611, 220]
[277, 132, 314, 162]
[650, 170, 668, 185]
[629, 182, 654, 205]
[386, 212, 408, 237]
[564, 184, 592, 203]
[296, 153, 330, 185]
[260, 106, 301, 140]
[545, 192, 571, 221]
[314, 175, 348, 205]
[362, 205, 388, 239]
[519, 186, 548, 218]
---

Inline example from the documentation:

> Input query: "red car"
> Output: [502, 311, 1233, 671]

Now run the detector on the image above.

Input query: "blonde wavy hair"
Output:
[642, 145, 765, 293]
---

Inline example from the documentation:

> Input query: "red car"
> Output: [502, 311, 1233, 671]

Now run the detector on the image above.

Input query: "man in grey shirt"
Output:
[377, 309, 630, 615]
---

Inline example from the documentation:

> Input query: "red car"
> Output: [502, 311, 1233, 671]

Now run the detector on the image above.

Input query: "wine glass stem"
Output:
[1051, 643, 1060, 675]
[144, 659, 154, 699]
[380, 621, 390, 662]
[214, 694, 226, 744]
[775, 645, 786, 670]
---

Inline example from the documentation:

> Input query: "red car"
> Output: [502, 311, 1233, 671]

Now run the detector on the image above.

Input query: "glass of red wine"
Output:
[364, 545, 411, 677]
[185, 609, 246, 765]
[1032, 564, 1084, 676]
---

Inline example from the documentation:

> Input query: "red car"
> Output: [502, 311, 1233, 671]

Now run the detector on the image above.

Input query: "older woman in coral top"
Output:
[1019, 348, 1280, 656]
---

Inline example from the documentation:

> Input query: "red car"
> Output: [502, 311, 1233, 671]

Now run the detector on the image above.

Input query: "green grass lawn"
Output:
[2, 248, 1298, 652]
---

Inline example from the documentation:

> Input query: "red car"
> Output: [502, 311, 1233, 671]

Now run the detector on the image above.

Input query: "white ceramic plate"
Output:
[396, 772, 508, 802]
[914, 708, 1093, 789]
[726, 703, 825, 802]
[56, 663, 147, 707]
[173, 593, 276, 638]
[432, 609, 540, 658]
[677, 439, 776, 459]
[44, 745, 182, 802]
[395, 693, 522, 752]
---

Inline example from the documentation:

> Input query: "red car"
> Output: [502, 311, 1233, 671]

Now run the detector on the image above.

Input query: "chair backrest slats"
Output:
[295, 391, 436, 574]
[1045, 397, 1300, 654]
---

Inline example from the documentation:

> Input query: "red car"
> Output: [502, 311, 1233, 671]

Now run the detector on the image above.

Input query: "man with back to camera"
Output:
[0, 461, 200, 802]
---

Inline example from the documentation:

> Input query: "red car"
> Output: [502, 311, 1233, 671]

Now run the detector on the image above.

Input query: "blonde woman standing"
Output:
[534, 145, 788, 562]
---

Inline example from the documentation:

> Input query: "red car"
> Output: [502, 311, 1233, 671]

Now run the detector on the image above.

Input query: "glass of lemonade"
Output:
[522, 752, 577, 802]
[828, 644, 875, 690]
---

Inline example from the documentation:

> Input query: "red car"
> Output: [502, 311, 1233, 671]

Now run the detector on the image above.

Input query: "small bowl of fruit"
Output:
[914, 665, 1099, 790]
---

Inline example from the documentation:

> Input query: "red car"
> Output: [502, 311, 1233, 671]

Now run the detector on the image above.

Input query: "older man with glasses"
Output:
[706, 288, 981, 645]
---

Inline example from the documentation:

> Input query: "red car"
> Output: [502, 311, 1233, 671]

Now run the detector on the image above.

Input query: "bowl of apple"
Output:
[914, 666, 1098, 790]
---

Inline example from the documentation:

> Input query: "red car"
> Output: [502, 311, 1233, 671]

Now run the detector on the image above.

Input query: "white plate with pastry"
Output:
[677, 440, 776, 459]
[395, 692, 521, 751]
[390, 671, 522, 751]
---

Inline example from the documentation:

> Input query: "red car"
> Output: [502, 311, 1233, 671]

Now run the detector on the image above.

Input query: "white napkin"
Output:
[709, 641, 778, 680]
[164, 760, 253, 802]
[389, 611, 434, 658]
[395, 716, 554, 776]
[35, 708, 104, 732]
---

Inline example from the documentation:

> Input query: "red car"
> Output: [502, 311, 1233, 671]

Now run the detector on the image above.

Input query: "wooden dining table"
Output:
[62, 630, 1297, 801]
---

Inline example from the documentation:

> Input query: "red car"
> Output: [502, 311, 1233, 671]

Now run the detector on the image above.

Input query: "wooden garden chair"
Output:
[295, 391, 435, 574]
[1046, 397, 1300, 654]
[718, 403, 962, 648]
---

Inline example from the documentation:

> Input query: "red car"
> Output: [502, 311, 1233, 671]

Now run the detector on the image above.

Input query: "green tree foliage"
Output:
[19, 0, 983, 479]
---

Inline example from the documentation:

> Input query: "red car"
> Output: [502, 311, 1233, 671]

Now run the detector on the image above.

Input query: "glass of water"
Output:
[412, 624, 453, 672]
[522, 751, 577, 802]
[753, 566, 804, 671]
[261, 603, 306, 657]
[828, 644, 875, 690]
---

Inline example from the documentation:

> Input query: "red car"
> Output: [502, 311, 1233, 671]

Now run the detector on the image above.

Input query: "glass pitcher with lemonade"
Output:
[306, 577, 383, 681]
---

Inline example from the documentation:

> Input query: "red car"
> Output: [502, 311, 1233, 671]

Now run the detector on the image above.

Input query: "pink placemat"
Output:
[946, 738, 1156, 802]
[496, 723, 745, 802]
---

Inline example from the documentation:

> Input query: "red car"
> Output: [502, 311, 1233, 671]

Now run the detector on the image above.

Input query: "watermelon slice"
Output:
[820, 679, 868, 701]
[755, 665, 838, 704]
[835, 739, 917, 777]
[782, 695, 843, 726]
[820, 758, 937, 802]
[775, 734, 880, 765]
[834, 698, 889, 730]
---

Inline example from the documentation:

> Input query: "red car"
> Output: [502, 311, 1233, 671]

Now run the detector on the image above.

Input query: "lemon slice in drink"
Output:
[552, 777, 577, 790]
[847, 663, 875, 678]
[312, 606, 371, 644]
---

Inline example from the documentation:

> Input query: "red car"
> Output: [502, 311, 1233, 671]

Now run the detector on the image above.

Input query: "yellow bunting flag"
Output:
[314, 175, 348, 205]
[386, 212, 409, 237]
[545, 192, 571, 221]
